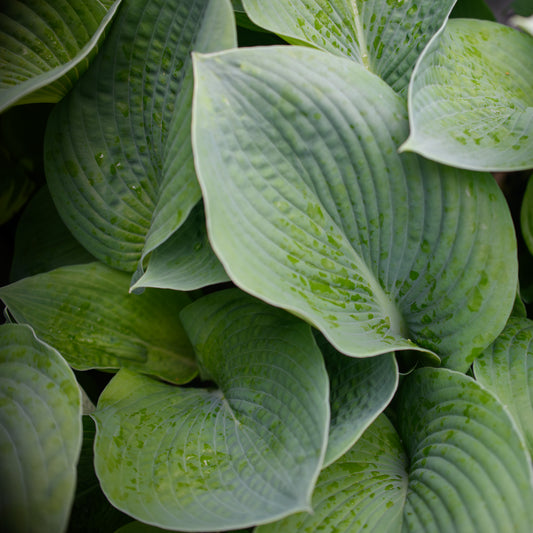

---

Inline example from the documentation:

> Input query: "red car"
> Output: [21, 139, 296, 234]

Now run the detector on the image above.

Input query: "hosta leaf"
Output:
[474, 316, 533, 456]
[68, 416, 131, 533]
[398, 368, 533, 532]
[93, 289, 329, 531]
[192, 46, 516, 371]
[402, 19, 533, 171]
[317, 333, 398, 467]
[0, 262, 197, 383]
[0, 0, 122, 111]
[242, 0, 456, 93]
[130, 202, 229, 292]
[10, 186, 94, 282]
[256, 414, 407, 533]
[0, 169, 35, 225]
[44, 0, 236, 277]
[258, 368, 533, 532]
[0, 324, 82, 533]
[522, 175, 533, 255]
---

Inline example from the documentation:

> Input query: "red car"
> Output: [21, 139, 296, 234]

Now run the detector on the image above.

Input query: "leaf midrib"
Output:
[349, 0, 369, 69]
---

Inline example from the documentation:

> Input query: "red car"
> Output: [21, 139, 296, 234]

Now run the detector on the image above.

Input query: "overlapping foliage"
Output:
[1, 0, 532, 531]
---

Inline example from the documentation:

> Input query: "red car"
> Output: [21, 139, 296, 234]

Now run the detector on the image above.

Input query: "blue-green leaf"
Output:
[93, 290, 329, 531]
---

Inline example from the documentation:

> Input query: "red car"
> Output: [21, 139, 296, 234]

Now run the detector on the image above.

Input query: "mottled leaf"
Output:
[474, 316, 533, 456]
[192, 46, 517, 371]
[242, 0, 456, 92]
[0, 0, 121, 111]
[44, 0, 236, 278]
[93, 289, 329, 531]
[258, 368, 533, 532]
[0, 262, 197, 383]
[402, 19, 533, 171]
[317, 333, 398, 467]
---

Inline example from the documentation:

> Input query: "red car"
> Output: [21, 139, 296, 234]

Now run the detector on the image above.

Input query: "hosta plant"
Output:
[1, 0, 533, 531]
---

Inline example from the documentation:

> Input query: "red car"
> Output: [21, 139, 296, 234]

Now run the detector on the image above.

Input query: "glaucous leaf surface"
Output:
[10, 186, 94, 282]
[44, 0, 236, 277]
[474, 316, 533, 455]
[256, 414, 407, 533]
[402, 19, 533, 171]
[0, 262, 197, 383]
[522, 176, 533, 254]
[242, 0, 456, 93]
[192, 46, 516, 371]
[0, 324, 82, 533]
[130, 202, 229, 292]
[0, 0, 121, 111]
[316, 333, 398, 466]
[93, 290, 329, 531]
[258, 368, 533, 532]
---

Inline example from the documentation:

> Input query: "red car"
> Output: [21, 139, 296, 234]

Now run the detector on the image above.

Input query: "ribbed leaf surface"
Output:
[192, 46, 517, 370]
[259, 368, 533, 532]
[44, 0, 236, 277]
[317, 333, 398, 467]
[242, 0, 456, 92]
[0, 0, 121, 111]
[130, 203, 229, 291]
[0, 324, 82, 533]
[402, 19, 533, 171]
[0, 262, 197, 383]
[474, 316, 533, 456]
[93, 290, 329, 531]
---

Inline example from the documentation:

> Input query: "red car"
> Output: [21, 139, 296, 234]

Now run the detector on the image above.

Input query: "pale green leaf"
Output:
[398, 368, 533, 532]
[259, 368, 533, 532]
[242, 0, 456, 92]
[256, 414, 407, 533]
[0, 262, 197, 383]
[0, 0, 122, 111]
[0, 323, 82, 533]
[522, 175, 533, 255]
[317, 333, 398, 467]
[192, 46, 517, 371]
[44, 0, 236, 278]
[402, 19, 533, 171]
[93, 289, 329, 531]
[474, 316, 533, 456]
[10, 186, 94, 282]
[130, 202, 229, 292]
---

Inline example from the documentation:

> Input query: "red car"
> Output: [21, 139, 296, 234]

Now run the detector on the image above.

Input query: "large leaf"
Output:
[93, 289, 329, 531]
[0, 0, 121, 111]
[258, 368, 533, 532]
[317, 333, 398, 467]
[10, 186, 94, 282]
[474, 316, 533, 456]
[522, 175, 533, 255]
[44, 0, 236, 278]
[242, 0, 456, 93]
[401, 19, 533, 171]
[0, 262, 197, 383]
[0, 324, 82, 533]
[192, 46, 517, 371]
[130, 202, 229, 292]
